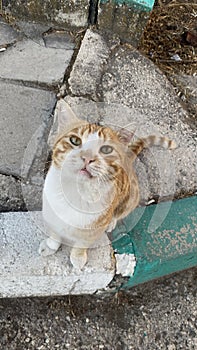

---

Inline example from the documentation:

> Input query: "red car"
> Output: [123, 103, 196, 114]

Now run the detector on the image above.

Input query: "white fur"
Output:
[40, 112, 116, 268]
[43, 165, 111, 234]
[42, 141, 114, 251]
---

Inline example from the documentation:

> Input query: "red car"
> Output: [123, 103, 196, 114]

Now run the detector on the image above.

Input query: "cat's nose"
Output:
[81, 156, 95, 165]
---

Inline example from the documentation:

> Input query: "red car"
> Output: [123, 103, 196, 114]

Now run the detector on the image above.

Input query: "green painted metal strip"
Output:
[112, 196, 197, 288]
[100, 0, 155, 12]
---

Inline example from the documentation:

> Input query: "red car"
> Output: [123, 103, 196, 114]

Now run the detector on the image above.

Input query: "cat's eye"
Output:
[100, 145, 113, 154]
[70, 135, 82, 146]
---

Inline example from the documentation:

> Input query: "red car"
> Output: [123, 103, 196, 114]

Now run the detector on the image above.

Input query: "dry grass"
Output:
[139, 0, 197, 76]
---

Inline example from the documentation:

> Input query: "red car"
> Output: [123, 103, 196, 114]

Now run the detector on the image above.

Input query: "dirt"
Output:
[139, 0, 197, 76]
[0, 267, 196, 349]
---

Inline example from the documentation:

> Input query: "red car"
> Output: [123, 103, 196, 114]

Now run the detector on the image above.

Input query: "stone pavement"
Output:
[0, 17, 74, 211]
[0, 16, 196, 297]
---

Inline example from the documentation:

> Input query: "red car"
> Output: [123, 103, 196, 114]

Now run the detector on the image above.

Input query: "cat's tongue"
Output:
[80, 167, 93, 178]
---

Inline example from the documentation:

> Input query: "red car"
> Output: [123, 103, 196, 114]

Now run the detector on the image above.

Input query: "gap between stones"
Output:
[88, 0, 99, 25]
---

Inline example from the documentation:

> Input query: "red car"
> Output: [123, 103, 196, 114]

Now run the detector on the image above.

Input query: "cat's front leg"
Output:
[39, 237, 61, 257]
[70, 247, 87, 270]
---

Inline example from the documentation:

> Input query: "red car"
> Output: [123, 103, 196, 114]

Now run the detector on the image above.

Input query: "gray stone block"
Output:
[67, 30, 197, 201]
[0, 81, 55, 177]
[0, 17, 22, 46]
[0, 82, 55, 210]
[99, 46, 197, 200]
[0, 38, 74, 86]
[98, 1, 151, 47]
[3, 0, 89, 30]
[0, 212, 115, 297]
[15, 21, 76, 49]
[43, 30, 75, 50]
[69, 29, 111, 99]
[15, 20, 51, 46]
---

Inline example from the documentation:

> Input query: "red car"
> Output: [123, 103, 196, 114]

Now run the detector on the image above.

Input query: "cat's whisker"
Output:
[99, 173, 112, 184]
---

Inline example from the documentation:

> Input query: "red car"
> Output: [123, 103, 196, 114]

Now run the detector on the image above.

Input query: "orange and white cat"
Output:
[39, 99, 176, 269]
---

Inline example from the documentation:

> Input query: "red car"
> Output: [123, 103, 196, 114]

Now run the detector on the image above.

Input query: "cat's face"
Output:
[53, 123, 127, 183]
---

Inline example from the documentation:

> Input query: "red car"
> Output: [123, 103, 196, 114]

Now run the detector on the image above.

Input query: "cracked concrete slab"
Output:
[0, 20, 77, 210]
[0, 17, 22, 46]
[0, 211, 115, 297]
[0, 81, 55, 178]
[0, 38, 74, 86]
[0, 81, 55, 210]
[68, 29, 112, 99]
[67, 29, 197, 202]
[15, 20, 51, 46]
[15, 21, 76, 50]
[43, 30, 75, 50]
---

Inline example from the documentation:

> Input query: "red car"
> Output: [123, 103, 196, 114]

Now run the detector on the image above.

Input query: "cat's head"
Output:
[51, 99, 133, 182]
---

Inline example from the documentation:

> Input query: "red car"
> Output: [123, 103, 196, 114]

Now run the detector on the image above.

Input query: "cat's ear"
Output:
[117, 128, 135, 145]
[48, 99, 81, 148]
[55, 98, 80, 132]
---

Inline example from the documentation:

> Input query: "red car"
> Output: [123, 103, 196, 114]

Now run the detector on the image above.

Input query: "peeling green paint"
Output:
[100, 0, 155, 12]
[112, 196, 197, 288]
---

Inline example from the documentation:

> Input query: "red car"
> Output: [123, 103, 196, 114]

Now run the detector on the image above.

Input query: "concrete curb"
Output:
[1, 196, 196, 297]
[0, 211, 115, 298]
[2, 0, 155, 46]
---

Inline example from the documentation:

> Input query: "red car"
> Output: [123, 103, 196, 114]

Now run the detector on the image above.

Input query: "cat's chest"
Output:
[43, 167, 111, 230]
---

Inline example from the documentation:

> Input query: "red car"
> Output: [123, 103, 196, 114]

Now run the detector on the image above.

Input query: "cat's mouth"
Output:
[79, 167, 93, 178]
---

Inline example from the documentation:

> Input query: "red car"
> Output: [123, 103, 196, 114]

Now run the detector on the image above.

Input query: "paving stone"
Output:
[15, 21, 76, 49]
[43, 30, 75, 49]
[67, 29, 197, 202]
[0, 81, 55, 210]
[0, 17, 22, 46]
[0, 211, 115, 297]
[15, 20, 51, 46]
[0, 38, 74, 86]
[0, 81, 55, 177]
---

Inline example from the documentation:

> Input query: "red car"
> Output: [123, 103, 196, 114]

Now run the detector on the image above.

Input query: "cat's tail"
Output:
[129, 135, 177, 158]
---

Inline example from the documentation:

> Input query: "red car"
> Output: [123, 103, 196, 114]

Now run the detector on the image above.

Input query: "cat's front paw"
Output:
[38, 239, 61, 257]
[70, 248, 87, 270]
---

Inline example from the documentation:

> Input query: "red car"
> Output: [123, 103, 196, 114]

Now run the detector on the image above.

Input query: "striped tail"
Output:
[129, 135, 177, 158]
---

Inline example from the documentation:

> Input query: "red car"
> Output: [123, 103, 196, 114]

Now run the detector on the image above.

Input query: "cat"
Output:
[39, 99, 176, 269]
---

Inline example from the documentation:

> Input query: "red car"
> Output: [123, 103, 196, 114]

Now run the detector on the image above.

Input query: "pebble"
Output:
[168, 345, 176, 350]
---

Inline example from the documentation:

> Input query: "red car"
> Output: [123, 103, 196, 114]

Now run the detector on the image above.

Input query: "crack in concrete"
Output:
[1, 224, 9, 247]
[0, 77, 58, 92]
[68, 279, 81, 294]
[0, 169, 22, 181]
